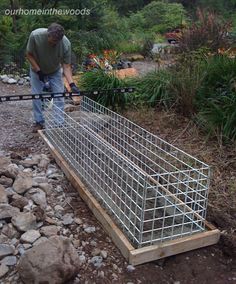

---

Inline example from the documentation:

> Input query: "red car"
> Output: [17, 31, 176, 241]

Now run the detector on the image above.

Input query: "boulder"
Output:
[0, 244, 14, 259]
[0, 176, 13, 187]
[12, 212, 37, 232]
[20, 230, 41, 244]
[13, 172, 33, 194]
[0, 157, 11, 176]
[0, 204, 20, 220]
[18, 236, 80, 284]
[26, 188, 47, 209]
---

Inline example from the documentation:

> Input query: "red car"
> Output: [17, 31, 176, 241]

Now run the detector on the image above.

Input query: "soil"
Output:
[0, 81, 235, 284]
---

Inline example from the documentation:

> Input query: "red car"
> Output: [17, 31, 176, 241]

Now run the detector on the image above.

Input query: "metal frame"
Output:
[44, 96, 210, 248]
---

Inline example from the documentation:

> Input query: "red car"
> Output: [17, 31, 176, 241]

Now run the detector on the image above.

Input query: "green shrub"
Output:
[128, 1, 186, 33]
[195, 55, 236, 141]
[80, 70, 130, 110]
[133, 69, 172, 107]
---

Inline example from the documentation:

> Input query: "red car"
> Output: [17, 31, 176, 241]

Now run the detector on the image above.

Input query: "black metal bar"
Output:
[0, 87, 135, 103]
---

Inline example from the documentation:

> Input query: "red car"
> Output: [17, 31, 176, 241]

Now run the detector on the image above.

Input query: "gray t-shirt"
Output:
[26, 28, 71, 74]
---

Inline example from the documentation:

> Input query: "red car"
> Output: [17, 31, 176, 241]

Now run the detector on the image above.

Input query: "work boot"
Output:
[32, 122, 44, 133]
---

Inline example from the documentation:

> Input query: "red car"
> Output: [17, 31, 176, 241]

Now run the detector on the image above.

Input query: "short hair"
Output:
[47, 23, 64, 41]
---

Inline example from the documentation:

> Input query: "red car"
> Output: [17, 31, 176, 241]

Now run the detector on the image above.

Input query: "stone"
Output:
[18, 78, 25, 85]
[10, 195, 28, 210]
[13, 172, 33, 195]
[0, 176, 13, 187]
[2, 76, 9, 83]
[72, 239, 81, 248]
[0, 244, 14, 259]
[12, 212, 37, 232]
[38, 183, 52, 193]
[46, 167, 58, 177]
[33, 176, 48, 184]
[0, 74, 8, 80]
[0, 185, 8, 203]
[0, 156, 11, 176]
[33, 237, 48, 246]
[0, 234, 8, 244]
[40, 225, 59, 237]
[89, 256, 103, 268]
[78, 254, 86, 264]
[20, 230, 41, 244]
[1, 256, 17, 266]
[100, 250, 108, 259]
[0, 204, 20, 220]
[26, 188, 47, 209]
[32, 206, 46, 222]
[18, 236, 80, 284]
[22, 243, 32, 250]
[84, 226, 96, 233]
[20, 158, 39, 168]
[91, 248, 101, 257]
[2, 224, 19, 239]
[54, 205, 64, 212]
[5, 164, 19, 179]
[38, 157, 50, 169]
[48, 173, 64, 180]
[127, 265, 135, 272]
[7, 78, 17, 84]
[74, 217, 83, 225]
[45, 216, 58, 225]
[0, 263, 9, 278]
[62, 213, 74, 225]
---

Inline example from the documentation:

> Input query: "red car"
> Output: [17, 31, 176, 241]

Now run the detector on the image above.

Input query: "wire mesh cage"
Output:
[43, 96, 210, 248]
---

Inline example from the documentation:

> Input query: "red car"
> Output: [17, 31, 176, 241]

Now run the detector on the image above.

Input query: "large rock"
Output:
[0, 204, 20, 220]
[10, 195, 28, 210]
[13, 172, 33, 194]
[20, 230, 41, 244]
[5, 164, 19, 179]
[0, 156, 11, 176]
[0, 244, 14, 259]
[18, 236, 80, 284]
[26, 188, 47, 209]
[12, 212, 37, 232]
[0, 185, 8, 203]
[0, 176, 13, 187]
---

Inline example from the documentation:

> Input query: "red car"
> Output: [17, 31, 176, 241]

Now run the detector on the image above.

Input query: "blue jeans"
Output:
[30, 68, 64, 125]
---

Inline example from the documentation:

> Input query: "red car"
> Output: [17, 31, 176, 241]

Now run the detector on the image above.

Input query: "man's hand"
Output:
[37, 70, 45, 82]
[69, 83, 80, 93]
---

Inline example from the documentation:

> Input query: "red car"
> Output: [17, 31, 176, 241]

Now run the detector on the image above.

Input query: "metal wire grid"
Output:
[43, 96, 210, 248]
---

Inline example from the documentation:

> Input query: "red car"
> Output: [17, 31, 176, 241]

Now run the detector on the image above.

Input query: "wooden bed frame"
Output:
[39, 131, 220, 265]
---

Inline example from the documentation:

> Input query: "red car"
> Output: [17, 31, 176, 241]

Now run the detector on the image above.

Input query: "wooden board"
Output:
[129, 228, 220, 265]
[39, 130, 220, 266]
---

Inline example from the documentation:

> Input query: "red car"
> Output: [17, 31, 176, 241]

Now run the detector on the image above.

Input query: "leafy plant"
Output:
[178, 8, 232, 53]
[79, 70, 130, 110]
[195, 55, 236, 141]
[133, 69, 172, 107]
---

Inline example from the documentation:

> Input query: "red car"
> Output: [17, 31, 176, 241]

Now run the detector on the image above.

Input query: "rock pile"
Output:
[0, 75, 30, 86]
[0, 151, 131, 283]
[0, 153, 82, 283]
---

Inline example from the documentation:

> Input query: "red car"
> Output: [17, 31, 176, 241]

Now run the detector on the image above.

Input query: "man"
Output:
[26, 23, 79, 132]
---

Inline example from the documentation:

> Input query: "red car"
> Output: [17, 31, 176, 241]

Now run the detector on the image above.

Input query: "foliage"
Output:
[178, 9, 232, 53]
[79, 70, 130, 109]
[132, 69, 172, 107]
[192, 55, 236, 141]
[128, 1, 186, 33]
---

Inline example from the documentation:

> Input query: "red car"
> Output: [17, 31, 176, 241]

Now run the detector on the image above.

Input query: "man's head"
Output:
[47, 23, 65, 45]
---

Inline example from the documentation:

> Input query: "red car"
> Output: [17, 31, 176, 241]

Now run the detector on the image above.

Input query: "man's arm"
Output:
[26, 52, 40, 72]
[62, 63, 73, 85]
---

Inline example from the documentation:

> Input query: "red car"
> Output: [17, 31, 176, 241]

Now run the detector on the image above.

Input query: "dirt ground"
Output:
[0, 81, 235, 284]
